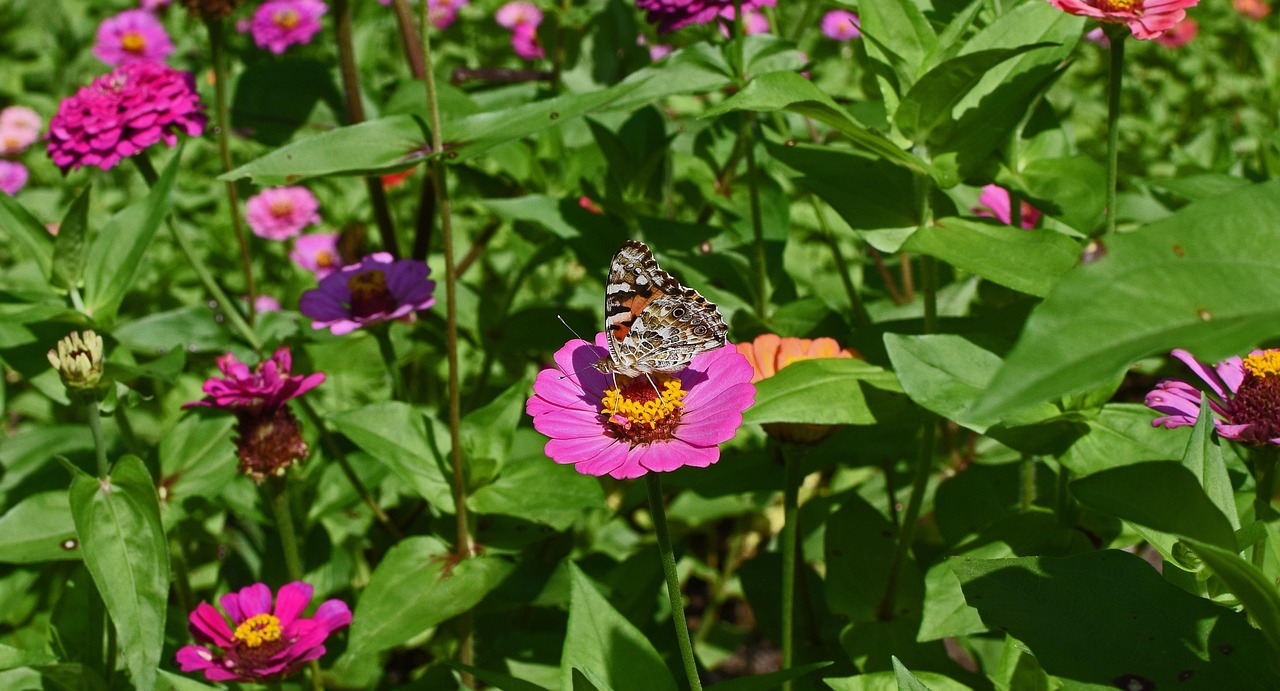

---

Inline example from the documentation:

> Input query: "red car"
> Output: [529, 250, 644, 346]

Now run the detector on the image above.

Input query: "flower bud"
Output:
[47, 330, 106, 396]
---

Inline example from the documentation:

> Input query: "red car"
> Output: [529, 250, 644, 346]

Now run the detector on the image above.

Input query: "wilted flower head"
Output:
[821, 10, 860, 40]
[47, 62, 206, 173]
[246, 0, 327, 54]
[0, 161, 28, 196]
[245, 186, 321, 240]
[1147, 348, 1280, 446]
[526, 334, 755, 479]
[736, 333, 857, 443]
[300, 253, 436, 335]
[290, 232, 342, 279]
[636, 0, 775, 34]
[48, 330, 106, 396]
[0, 106, 42, 155]
[972, 184, 1042, 229]
[176, 581, 351, 683]
[93, 9, 175, 66]
[1046, 0, 1200, 40]
[1155, 17, 1197, 48]
[1235, 0, 1272, 19]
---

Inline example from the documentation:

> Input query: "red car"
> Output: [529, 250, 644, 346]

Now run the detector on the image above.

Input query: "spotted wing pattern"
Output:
[595, 240, 728, 377]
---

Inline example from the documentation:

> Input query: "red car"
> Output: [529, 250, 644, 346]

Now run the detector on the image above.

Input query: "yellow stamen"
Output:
[273, 9, 301, 29]
[1096, 0, 1140, 11]
[315, 249, 336, 267]
[1244, 351, 1280, 378]
[269, 199, 295, 217]
[600, 379, 687, 429]
[121, 31, 147, 54]
[232, 613, 282, 648]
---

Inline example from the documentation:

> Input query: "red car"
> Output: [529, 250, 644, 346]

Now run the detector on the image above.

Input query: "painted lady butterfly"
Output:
[593, 240, 728, 377]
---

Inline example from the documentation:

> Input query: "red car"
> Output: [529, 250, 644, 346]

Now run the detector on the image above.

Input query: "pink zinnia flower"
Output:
[299, 253, 436, 335]
[247, 0, 327, 54]
[0, 161, 28, 196]
[511, 24, 544, 59]
[47, 62, 206, 173]
[290, 232, 343, 279]
[972, 184, 1042, 229]
[717, 8, 770, 37]
[0, 106, 42, 155]
[1045, 0, 1200, 41]
[92, 9, 174, 66]
[525, 334, 755, 479]
[821, 10, 860, 40]
[245, 186, 321, 240]
[495, 1, 541, 28]
[1155, 17, 1197, 48]
[1146, 349, 1280, 446]
[176, 581, 351, 683]
[254, 295, 282, 313]
[1235, 0, 1272, 19]
[429, 0, 469, 29]
[636, 0, 775, 34]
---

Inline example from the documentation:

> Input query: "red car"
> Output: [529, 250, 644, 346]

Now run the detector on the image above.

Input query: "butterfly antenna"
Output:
[556, 315, 593, 345]
[643, 372, 662, 399]
[552, 315, 607, 381]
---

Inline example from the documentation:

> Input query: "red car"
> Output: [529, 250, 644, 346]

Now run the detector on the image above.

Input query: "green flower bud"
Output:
[47, 330, 105, 395]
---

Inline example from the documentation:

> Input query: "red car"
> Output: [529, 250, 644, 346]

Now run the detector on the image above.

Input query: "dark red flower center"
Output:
[235, 407, 308, 483]
[230, 613, 289, 674]
[1228, 351, 1280, 444]
[347, 270, 397, 319]
[600, 375, 686, 445]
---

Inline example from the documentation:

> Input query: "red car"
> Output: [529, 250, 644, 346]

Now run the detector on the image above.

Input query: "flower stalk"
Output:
[877, 415, 936, 621]
[265, 476, 304, 582]
[1103, 25, 1126, 236]
[779, 444, 801, 690]
[645, 473, 703, 691]
[373, 326, 406, 401]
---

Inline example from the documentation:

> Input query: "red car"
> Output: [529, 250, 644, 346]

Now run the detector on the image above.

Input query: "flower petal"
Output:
[273, 581, 313, 626]
[575, 443, 628, 477]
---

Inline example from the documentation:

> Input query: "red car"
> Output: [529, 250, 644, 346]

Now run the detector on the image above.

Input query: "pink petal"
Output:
[574, 443, 628, 477]
[531, 408, 608, 439]
[545, 435, 618, 464]
[273, 581, 313, 626]
[1170, 349, 1229, 399]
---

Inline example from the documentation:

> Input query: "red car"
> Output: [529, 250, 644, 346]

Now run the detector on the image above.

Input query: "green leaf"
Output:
[561, 564, 677, 691]
[825, 671, 973, 691]
[67, 455, 168, 691]
[1070, 462, 1237, 551]
[81, 147, 180, 324]
[0, 193, 54, 277]
[50, 565, 107, 675]
[954, 551, 1280, 689]
[825, 491, 921, 623]
[342, 536, 513, 660]
[703, 71, 926, 174]
[903, 218, 1079, 297]
[468, 431, 605, 530]
[851, 0, 938, 83]
[1182, 396, 1240, 529]
[1015, 156, 1107, 235]
[50, 185, 90, 291]
[447, 663, 551, 691]
[743, 358, 907, 426]
[1185, 540, 1280, 657]
[329, 401, 454, 511]
[0, 491, 78, 563]
[892, 656, 933, 691]
[231, 60, 342, 146]
[769, 142, 917, 231]
[1058, 403, 1193, 476]
[459, 377, 530, 475]
[708, 662, 831, 690]
[973, 181, 1280, 418]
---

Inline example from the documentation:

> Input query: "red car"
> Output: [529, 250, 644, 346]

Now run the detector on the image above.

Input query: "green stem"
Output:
[913, 167, 936, 333]
[112, 402, 142, 459]
[265, 477, 304, 582]
[131, 154, 261, 350]
[813, 198, 871, 330]
[743, 116, 768, 321]
[373, 327, 406, 401]
[1020, 455, 1036, 512]
[1103, 27, 1126, 236]
[780, 445, 801, 690]
[170, 536, 195, 618]
[86, 400, 109, 478]
[297, 398, 402, 539]
[206, 16, 257, 328]
[786, 0, 823, 42]
[645, 474, 702, 691]
[389, 0, 427, 79]
[1253, 447, 1276, 569]
[876, 416, 936, 621]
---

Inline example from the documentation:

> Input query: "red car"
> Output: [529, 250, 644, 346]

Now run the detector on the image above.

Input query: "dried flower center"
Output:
[1229, 350, 1280, 444]
[1092, 0, 1141, 12]
[600, 376, 687, 444]
[272, 9, 301, 28]
[268, 198, 295, 217]
[347, 269, 397, 319]
[233, 613, 282, 648]
[121, 31, 147, 54]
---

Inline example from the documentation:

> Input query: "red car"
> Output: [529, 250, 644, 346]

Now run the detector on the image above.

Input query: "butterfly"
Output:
[592, 240, 728, 378]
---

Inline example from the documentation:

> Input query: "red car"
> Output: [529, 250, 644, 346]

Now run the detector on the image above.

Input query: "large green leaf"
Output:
[50, 185, 90, 291]
[847, 0, 937, 86]
[561, 564, 676, 691]
[0, 193, 54, 277]
[1058, 403, 1193, 476]
[468, 431, 604, 530]
[81, 148, 180, 324]
[1070, 462, 1237, 551]
[903, 218, 1079, 298]
[973, 181, 1280, 418]
[769, 142, 917, 231]
[67, 455, 168, 691]
[1185, 540, 1280, 657]
[1182, 397, 1239, 529]
[743, 358, 907, 426]
[329, 401, 454, 511]
[954, 551, 1280, 689]
[342, 536, 513, 660]
[0, 491, 79, 563]
[709, 662, 831, 690]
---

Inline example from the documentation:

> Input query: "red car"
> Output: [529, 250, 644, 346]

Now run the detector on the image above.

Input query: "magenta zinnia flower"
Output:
[0, 161, 28, 196]
[972, 184, 1042, 229]
[176, 581, 351, 683]
[821, 10, 860, 40]
[636, 0, 775, 34]
[92, 9, 175, 66]
[245, 186, 321, 240]
[526, 334, 755, 479]
[290, 232, 343, 279]
[46, 62, 206, 173]
[247, 0, 327, 54]
[299, 253, 436, 335]
[1146, 348, 1280, 446]
[1046, 0, 1200, 40]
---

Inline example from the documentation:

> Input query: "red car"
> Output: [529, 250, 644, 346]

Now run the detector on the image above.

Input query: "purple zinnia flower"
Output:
[0, 161, 28, 196]
[1146, 348, 1280, 446]
[46, 62, 206, 173]
[92, 9, 175, 66]
[821, 10, 860, 40]
[299, 253, 436, 335]
[972, 184, 1042, 229]
[245, 186, 321, 240]
[176, 581, 351, 683]
[246, 0, 327, 54]
[290, 232, 342, 279]
[636, 0, 775, 34]
[525, 334, 755, 479]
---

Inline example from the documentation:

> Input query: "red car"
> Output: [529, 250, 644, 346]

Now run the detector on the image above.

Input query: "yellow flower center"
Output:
[315, 249, 336, 267]
[272, 9, 301, 29]
[600, 377, 687, 430]
[269, 198, 295, 217]
[1244, 351, 1280, 379]
[232, 613, 282, 649]
[1095, 0, 1141, 12]
[121, 31, 147, 54]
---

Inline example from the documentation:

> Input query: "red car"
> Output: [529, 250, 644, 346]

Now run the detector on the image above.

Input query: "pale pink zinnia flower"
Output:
[92, 9, 174, 66]
[290, 232, 343, 279]
[247, 0, 327, 54]
[495, 1, 541, 28]
[1235, 0, 1272, 19]
[1147, 349, 1280, 446]
[525, 334, 755, 479]
[972, 184, 1042, 229]
[717, 8, 770, 37]
[0, 106, 42, 155]
[245, 187, 321, 240]
[176, 581, 351, 683]
[1045, 0, 1200, 40]
[429, 0, 469, 29]
[1155, 17, 1197, 48]
[821, 10, 860, 40]
[0, 161, 29, 196]
[254, 295, 282, 313]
